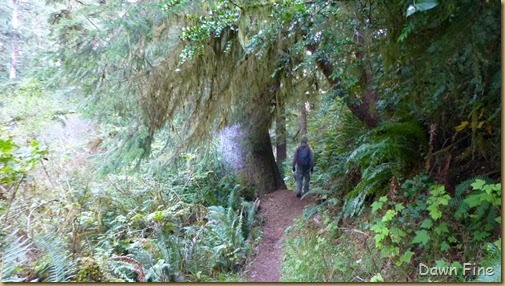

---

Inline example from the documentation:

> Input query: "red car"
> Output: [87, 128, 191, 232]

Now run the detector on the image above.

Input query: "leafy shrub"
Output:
[369, 175, 501, 281]
[453, 178, 501, 243]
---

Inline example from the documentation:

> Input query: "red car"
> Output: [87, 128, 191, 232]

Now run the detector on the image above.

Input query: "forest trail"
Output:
[245, 189, 314, 282]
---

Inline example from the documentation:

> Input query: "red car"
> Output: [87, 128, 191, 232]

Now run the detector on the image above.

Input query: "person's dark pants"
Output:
[295, 168, 310, 197]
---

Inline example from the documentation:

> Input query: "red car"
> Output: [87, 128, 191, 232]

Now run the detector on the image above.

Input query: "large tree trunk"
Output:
[9, 0, 19, 80]
[220, 89, 287, 197]
[241, 123, 286, 196]
[238, 91, 286, 197]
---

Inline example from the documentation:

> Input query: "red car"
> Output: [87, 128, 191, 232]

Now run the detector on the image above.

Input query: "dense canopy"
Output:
[0, 0, 501, 282]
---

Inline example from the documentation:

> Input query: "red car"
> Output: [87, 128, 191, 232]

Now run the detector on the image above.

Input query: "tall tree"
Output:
[9, 0, 19, 80]
[48, 0, 500, 196]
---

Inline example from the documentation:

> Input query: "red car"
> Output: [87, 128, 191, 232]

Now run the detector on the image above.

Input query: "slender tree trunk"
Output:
[305, 25, 380, 129]
[9, 0, 19, 80]
[275, 91, 287, 172]
[300, 101, 307, 136]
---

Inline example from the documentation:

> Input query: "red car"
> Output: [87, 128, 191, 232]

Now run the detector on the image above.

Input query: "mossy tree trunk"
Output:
[241, 124, 286, 196]
[237, 92, 286, 197]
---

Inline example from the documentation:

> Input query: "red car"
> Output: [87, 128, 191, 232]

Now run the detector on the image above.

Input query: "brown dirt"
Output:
[245, 189, 314, 282]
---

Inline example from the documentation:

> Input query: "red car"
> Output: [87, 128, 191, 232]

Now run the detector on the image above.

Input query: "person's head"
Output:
[300, 136, 308, 145]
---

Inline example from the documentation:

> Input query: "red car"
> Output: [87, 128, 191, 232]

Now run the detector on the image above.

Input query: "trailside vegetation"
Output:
[0, 0, 501, 282]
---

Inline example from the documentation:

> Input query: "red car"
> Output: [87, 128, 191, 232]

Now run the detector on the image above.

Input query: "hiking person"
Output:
[292, 137, 315, 198]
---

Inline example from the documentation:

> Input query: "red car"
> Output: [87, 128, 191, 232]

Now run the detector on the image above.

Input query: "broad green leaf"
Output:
[435, 259, 448, 268]
[427, 204, 442, 220]
[371, 201, 383, 213]
[412, 230, 430, 245]
[382, 209, 397, 222]
[473, 231, 490, 241]
[370, 273, 384, 282]
[399, 251, 414, 263]
[434, 222, 449, 235]
[440, 241, 450, 251]
[450, 261, 463, 270]
[390, 227, 407, 237]
[464, 194, 482, 208]
[471, 179, 486, 190]
[420, 218, 433, 229]
[390, 227, 406, 243]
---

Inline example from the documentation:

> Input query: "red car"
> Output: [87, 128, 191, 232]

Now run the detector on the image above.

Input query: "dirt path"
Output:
[245, 189, 314, 282]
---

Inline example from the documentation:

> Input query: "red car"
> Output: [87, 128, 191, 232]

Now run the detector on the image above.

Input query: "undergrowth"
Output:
[281, 212, 400, 282]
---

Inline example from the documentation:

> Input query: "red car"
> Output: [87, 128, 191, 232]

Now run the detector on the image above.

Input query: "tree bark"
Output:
[307, 38, 380, 129]
[242, 124, 286, 196]
[9, 0, 19, 80]
[236, 91, 286, 197]
[300, 101, 307, 136]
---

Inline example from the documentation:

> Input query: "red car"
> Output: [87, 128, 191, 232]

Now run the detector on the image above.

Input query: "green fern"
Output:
[0, 230, 32, 282]
[241, 198, 259, 240]
[452, 177, 500, 243]
[474, 239, 501, 282]
[345, 120, 427, 202]
[342, 192, 366, 218]
[34, 234, 74, 282]
[454, 176, 494, 198]
[206, 204, 247, 271]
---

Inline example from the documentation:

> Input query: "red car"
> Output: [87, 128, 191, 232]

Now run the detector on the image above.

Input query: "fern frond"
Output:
[346, 163, 392, 199]
[342, 192, 366, 218]
[110, 256, 146, 282]
[0, 230, 32, 282]
[34, 234, 74, 282]
[475, 240, 501, 282]
[454, 176, 494, 197]
[344, 119, 427, 201]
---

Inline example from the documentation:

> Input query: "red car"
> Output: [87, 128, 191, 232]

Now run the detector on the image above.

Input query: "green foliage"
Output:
[0, 78, 76, 137]
[0, 230, 32, 282]
[0, 0, 500, 283]
[33, 235, 74, 282]
[205, 205, 246, 272]
[75, 257, 109, 282]
[340, 120, 427, 215]
[473, 239, 501, 282]
[281, 217, 385, 282]
[0, 136, 47, 187]
[454, 178, 501, 242]
[369, 176, 502, 281]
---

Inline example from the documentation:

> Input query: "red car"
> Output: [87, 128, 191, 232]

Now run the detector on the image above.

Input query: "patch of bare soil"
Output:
[245, 189, 314, 282]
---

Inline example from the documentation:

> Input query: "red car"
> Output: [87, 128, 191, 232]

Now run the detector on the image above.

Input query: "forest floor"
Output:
[245, 189, 314, 282]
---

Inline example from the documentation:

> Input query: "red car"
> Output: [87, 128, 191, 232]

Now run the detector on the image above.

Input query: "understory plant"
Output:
[369, 174, 501, 282]
[281, 215, 391, 282]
